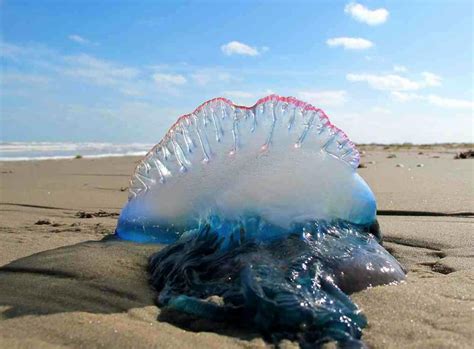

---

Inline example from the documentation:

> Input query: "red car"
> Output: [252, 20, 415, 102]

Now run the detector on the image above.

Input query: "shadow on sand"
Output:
[0, 236, 262, 342]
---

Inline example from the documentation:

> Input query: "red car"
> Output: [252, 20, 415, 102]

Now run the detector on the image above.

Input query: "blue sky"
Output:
[1, 0, 473, 144]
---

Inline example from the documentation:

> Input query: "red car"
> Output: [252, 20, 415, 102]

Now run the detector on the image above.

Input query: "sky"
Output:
[1, 0, 473, 144]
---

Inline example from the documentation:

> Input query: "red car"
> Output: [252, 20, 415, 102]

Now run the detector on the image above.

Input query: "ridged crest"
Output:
[129, 95, 359, 200]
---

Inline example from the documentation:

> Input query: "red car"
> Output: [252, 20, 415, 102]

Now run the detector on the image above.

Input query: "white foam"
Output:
[0, 142, 153, 161]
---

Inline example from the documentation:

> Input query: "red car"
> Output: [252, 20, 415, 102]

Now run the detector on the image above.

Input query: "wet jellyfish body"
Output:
[115, 95, 405, 347]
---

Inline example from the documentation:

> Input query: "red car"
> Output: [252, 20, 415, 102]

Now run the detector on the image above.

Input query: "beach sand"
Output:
[0, 146, 473, 348]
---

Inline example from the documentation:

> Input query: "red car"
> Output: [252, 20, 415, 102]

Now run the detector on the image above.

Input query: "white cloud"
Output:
[344, 2, 389, 26]
[426, 95, 473, 109]
[1, 72, 51, 85]
[68, 34, 97, 46]
[58, 53, 169, 97]
[0, 41, 57, 63]
[326, 37, 373, 50]
[2, 41, 231, 98]
[1, 42, 149, 96]
[347, 73, 419, 91]
[221, 41, 262, 56]
[62, 54, 139, 87]
[0, 72, 53, 98]
[371, 106, 391, 114]
[296, 90, 348, 107]
[393, 65, 407, 73]
[0, 42, 23, 59]
[346, 72, 442, 91]
[152, 73, 187, 85]
[421, 72, 442, 87]
[191, 70, 237, 86]
[391, 91, 422, 102]
[3, 40, 472, 145]
[191, 73, 212, 86]
[392, 92, 473, 110]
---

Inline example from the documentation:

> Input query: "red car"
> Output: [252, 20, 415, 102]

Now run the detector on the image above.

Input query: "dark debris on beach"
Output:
[75, 210, 119, 219]
[454, 150, 474, 159]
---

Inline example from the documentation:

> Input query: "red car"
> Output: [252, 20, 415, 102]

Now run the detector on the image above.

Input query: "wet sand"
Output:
[0, 145, 473, 348]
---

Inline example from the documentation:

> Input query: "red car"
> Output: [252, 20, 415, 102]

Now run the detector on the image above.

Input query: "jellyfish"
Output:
[115, 95, 405, 347]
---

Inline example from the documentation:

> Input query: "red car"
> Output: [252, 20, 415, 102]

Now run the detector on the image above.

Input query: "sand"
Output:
[0, 145, 473, 348]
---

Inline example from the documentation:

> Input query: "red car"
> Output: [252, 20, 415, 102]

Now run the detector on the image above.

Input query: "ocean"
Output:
[0, 142, 154, 161]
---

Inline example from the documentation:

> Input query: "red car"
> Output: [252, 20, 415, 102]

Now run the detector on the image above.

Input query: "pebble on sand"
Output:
[35, 219, 51, 225]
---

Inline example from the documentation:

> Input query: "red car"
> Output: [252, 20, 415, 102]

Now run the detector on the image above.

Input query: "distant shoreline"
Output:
[0, 152, 147, 162]
[0, 142, 153, 162]
[357, 142, 473, 148]
[0, 142, 471, 162]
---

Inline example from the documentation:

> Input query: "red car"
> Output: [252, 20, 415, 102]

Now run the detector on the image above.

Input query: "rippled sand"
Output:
[0, 145, 472, 348]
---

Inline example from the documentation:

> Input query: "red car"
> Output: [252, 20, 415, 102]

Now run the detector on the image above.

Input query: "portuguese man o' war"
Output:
[115, 95, 405, 347]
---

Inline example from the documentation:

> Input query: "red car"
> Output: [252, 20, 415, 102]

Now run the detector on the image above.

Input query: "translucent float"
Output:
[115, 95, 405, 347]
